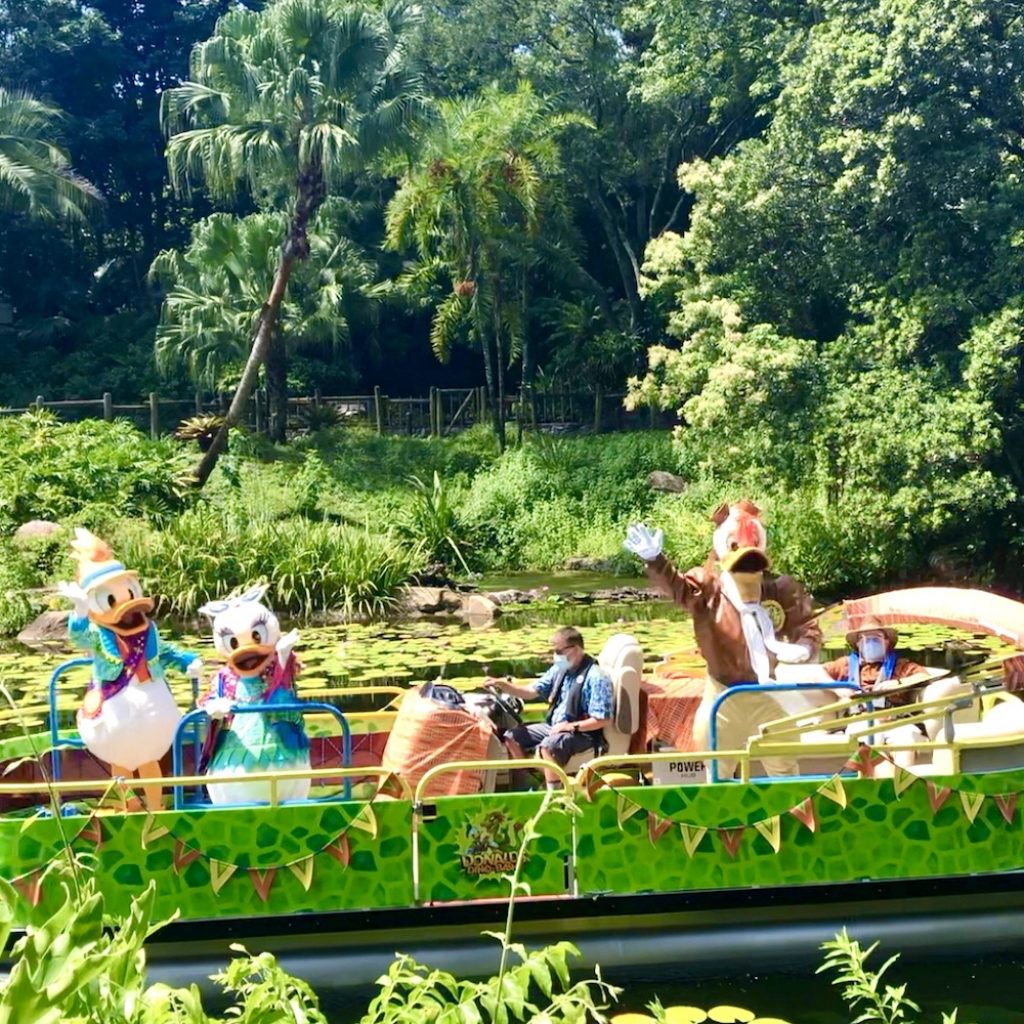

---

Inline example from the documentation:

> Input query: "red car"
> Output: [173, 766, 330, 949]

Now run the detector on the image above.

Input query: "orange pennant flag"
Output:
[994, 793, 1018, 824]
[789, 796, 817, 833]
[718, 827, 745, 859]
[248, 868, 277, 903]
[926, 782, 951, 814]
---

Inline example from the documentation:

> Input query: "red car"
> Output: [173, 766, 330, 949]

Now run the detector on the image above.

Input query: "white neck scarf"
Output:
[719, 570, 783, 683]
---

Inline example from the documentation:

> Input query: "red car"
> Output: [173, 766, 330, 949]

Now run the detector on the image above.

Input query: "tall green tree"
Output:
[0, 88, 99, 221]
[151, 206, 373, 440]
[386, 83, 583, 450]
[161, 0, 426, 483]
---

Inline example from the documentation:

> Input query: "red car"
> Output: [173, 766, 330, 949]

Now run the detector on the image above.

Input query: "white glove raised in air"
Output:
[276, 628, 299, 666]
[186, 657, 204, 680]
[773, 641, 811, 664]
[204, 696, 233, 721]
[623, 522, 664, 562]
[56, 581, 89, 618]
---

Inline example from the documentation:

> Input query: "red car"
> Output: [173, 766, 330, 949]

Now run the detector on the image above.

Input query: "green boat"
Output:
[3, 586, 1024, 987]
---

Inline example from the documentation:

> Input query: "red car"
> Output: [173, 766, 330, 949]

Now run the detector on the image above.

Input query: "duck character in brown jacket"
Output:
[624, 500, 822, 777]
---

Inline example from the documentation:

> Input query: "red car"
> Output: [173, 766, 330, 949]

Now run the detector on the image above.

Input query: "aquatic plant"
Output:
[402, 470, 472, 576]
[359, 790, 621, 1024]
[818, 929, 962, 1024]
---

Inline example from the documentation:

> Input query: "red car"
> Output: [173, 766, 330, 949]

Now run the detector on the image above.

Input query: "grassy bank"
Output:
[0, 412, 1004, 636]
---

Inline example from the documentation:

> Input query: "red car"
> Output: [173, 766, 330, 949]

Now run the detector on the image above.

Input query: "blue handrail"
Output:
[171, 701, 352, 810]
[708, 681, 863, 783]
[47, 657, 93, 782]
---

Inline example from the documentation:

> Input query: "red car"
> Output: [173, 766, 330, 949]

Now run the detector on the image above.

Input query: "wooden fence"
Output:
[0, 385, 668, 439]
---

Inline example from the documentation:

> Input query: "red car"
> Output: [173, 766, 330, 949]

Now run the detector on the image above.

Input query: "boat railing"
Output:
[708, 682, 862, 782]
[172, 701, 353, 809]
[0, 764, 411, 813]
[47, 657, 94, 782]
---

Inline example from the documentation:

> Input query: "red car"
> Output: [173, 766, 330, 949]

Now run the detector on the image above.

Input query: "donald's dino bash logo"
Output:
[460, 810, 525, 877]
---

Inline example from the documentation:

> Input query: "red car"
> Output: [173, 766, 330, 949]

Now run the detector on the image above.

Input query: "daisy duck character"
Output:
[57, 529, 202, 811]
[197, 585, 310, 805]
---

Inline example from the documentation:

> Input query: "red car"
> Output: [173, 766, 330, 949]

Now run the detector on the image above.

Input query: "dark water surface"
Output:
[317, 949, 1024, 1023]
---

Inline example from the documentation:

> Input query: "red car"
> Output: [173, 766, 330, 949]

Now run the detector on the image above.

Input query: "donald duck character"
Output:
[197, 585, 310, 805]
[625, 501, 823, 778]
[57, 529, 202, 811]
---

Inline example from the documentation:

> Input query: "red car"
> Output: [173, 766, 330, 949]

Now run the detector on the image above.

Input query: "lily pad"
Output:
[707, 1008, 755, 1024]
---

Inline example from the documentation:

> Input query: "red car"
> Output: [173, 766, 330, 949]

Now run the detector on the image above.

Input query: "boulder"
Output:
[402, 586, 463, 614]
[17, 610, 69, 650]
[13, 520, 62, 545]
[647, 470, 687, 493]
[484, 589, 529, 606]
[461, 592, 501, 628]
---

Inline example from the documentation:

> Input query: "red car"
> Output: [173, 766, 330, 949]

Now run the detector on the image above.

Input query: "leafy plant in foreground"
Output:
[359, 790, 620, 1024]
[818, 929, 966, 1024]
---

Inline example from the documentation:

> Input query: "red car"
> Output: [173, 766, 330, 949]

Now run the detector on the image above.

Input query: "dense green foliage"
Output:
[3, 0, 1024, 601]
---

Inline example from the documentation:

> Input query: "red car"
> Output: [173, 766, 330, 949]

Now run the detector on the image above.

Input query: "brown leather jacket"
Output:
[645, 555, 822, 686]
[823, 654, 926, 707]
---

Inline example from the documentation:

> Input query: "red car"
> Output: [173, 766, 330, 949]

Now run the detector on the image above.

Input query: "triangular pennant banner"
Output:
[789, 796, 817, 833]
[818, 776, 847, 809]
[350, 804, 378, 840]
[287, 855, 315, 892]
[753, 816, 782, 854]
[892, 766, 916, 798]
[616, 794, 644, 830]
[324, 835, 350, 868]
[679, 823, 707, 858]
[173, 839, 202, 874]
[844, 744, 884, 779]
[926, 782, 951, 814]
[648, 812, 672, 846]
[209, 859, 238, 895]
[140, 814, 169, 850]
[718, 827, 745, 859]
[994, 793, 1018, 824]
[247, 868, 277, 903]
[12, 869, 43, 907]
[959, 791, 985, 824]
[78, 817, 104, 849]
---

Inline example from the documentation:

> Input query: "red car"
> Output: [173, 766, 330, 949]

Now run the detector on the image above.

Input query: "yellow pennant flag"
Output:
[140, 813, 170, 850]
[616, 793, 645, 830]
[892, 766, 916, 798]
[753, 816, 782, 854]
[678, 823, 707, 858]
[209, 859, 238, 895]
[350, 804, 378, 840]
[959, 790, 985, 824]
[817, 776, 847, 809]
[287, 855, 315, 892]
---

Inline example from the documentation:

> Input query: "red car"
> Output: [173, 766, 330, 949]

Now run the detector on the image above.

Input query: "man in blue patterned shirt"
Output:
[487, 627, 613, 788]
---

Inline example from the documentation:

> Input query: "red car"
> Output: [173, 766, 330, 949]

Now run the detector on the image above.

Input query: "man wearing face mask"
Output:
[486, 627, 613, 789]
[821, 616, 931, 706]
[624, 500, 822, 777]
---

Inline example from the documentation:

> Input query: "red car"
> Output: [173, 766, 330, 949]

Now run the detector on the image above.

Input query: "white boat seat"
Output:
[562, 633, 642, 776]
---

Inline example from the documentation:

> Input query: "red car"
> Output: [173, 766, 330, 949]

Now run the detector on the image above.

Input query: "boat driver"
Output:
[485, 627, 613, 789]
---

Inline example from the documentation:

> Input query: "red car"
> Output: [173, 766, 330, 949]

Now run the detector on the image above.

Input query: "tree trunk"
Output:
[265, 329, 288, 443]
[586, 182, 643, 333]
[192, 176, 323, 487]
[493, 284, 507, 453]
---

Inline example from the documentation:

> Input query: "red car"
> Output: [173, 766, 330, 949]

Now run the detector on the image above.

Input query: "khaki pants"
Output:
[692, 677, 799, 779]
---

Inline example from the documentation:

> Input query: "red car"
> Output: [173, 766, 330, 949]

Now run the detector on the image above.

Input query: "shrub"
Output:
[0, 411, 192, 534]
[113, 507, 418, 619]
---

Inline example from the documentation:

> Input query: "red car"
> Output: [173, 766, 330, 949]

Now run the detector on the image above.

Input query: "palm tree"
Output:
[161, 0, 426, 484]
[386, 82, 585, 450]
[0, 88, 100, 222]
[150, 206, 373, 441]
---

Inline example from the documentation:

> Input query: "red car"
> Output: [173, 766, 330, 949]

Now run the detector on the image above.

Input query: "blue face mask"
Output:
[859, 636, 887, 664]
[553, 654, 570, 671]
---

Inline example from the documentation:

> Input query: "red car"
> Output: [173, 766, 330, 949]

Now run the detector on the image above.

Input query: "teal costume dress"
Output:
[201, 653, 311, 804]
